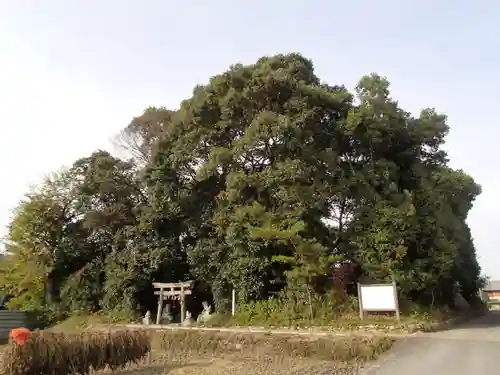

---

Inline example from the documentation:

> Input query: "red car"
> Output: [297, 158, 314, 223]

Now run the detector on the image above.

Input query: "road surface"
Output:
[362, 311, 500, 374]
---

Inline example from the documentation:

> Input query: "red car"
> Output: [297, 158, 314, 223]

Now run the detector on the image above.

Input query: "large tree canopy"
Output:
[0, 53, 483, 318]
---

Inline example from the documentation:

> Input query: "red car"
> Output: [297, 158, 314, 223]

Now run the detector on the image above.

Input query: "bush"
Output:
[231, 291, 359, 327]
[197, 312, 232, 327]
[0, 330, 150, 375]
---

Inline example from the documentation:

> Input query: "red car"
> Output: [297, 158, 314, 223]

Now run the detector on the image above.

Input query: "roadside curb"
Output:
[88, 322, 413, 339]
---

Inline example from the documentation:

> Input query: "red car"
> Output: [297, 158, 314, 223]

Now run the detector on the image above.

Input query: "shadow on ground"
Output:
[439, 310, 500, 331]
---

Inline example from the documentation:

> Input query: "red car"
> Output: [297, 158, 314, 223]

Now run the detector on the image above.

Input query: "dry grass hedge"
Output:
[0, 330, 150, 375]
[154, 330, 394, 363]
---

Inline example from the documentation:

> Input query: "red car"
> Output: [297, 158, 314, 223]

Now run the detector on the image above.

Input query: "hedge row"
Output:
[0, 330, 150, 375]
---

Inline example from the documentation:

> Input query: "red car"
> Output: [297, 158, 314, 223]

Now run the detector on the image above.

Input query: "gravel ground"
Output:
[113, 356, 363, 375]
[98, 345, 368, 375]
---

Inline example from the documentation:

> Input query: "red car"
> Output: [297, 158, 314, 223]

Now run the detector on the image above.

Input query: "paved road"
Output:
[362, 311, 500, 375]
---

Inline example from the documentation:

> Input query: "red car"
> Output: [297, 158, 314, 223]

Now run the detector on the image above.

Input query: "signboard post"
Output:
[358, 281, 400, 321]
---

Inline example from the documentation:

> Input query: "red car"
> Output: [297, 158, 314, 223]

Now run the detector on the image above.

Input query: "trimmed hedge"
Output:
[0, 330, 150, 375]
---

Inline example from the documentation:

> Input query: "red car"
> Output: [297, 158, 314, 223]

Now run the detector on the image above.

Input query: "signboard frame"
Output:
[357, 281, 400, 321]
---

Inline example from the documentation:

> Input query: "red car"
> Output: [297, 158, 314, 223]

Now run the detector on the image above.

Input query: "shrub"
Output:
[197, 312, 232, 327]
[0, 329, 150, 375]
[231, 290, 359, 327]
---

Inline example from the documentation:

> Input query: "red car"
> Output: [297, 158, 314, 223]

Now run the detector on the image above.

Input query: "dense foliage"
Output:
[0, 54, 483, 320]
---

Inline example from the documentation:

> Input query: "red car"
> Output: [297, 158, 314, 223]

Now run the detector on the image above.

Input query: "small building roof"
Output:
[483, 280, 500, 292]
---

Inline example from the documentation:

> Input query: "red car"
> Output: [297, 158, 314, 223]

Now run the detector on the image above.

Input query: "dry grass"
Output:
[49, 313, 135, 334]
[109, 356, 362, 375]
[154, 330, 393, 362]
[97, 329, 393, 375]
[0, 330, 150, 375]
[2, 325, 393, 375]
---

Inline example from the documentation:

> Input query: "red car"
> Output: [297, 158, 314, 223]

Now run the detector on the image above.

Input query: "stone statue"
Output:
[182, 310, 193, 326]
[161, 304, 173, 324]
[197, 301, 213, 323]
[142, 311, 151, 325]
[202, 301, 212, 314]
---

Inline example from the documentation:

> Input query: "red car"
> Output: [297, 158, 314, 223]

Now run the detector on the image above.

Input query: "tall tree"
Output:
[1, 53, 483, 318]
[113, 107, 173, 165]
[2, 169, 81, 312]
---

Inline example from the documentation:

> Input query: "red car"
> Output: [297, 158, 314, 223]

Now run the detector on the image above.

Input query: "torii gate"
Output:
[153, 281, 194, 324]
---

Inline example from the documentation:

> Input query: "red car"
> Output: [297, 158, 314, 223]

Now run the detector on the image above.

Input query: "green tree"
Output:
[2, 52, 483, 320]
[147, 54, 354, 310]
[1, 169, 82, 318]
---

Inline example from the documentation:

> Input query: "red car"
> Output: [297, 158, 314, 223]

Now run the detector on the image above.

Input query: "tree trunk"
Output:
[45, 271, 58, 305]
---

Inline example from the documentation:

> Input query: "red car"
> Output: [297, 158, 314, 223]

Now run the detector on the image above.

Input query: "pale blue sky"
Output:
[0, 1, 498, 277]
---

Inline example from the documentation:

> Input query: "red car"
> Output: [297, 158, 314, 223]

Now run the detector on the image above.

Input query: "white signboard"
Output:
[358, 282, 400, 320]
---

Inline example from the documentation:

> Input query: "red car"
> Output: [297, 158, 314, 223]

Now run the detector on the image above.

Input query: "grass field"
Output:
[99, 329, 393, 375]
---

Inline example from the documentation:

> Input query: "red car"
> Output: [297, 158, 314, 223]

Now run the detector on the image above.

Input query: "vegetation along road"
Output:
[363, 311, 500, 374]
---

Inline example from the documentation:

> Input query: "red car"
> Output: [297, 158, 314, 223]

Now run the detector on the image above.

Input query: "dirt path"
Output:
[361, 311, 500, 375]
